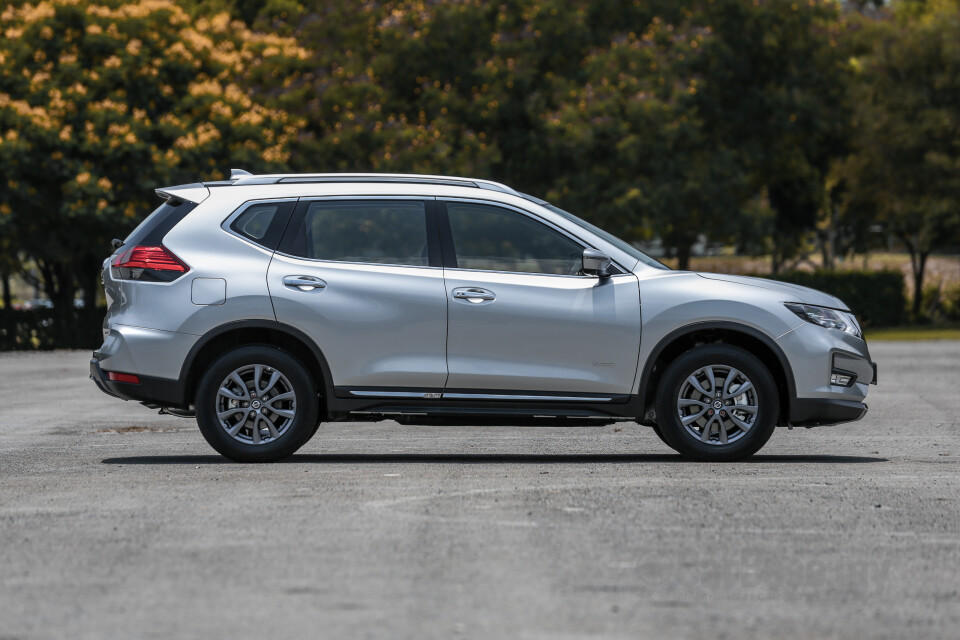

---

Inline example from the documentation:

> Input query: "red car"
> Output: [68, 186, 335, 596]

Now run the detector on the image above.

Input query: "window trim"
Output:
[275, 196, 441, 270]
[221, 198, 298, 251]
[437, 197, 627, 277]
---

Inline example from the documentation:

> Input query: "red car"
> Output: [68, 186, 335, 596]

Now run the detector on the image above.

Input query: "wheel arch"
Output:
[638, 322, 796, 426]
[180, 320, 334, 408]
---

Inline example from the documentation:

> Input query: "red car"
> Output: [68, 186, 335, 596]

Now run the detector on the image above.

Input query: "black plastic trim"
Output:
[789, 398, 867, 426]
[636, 321, 798, 417]
[325, 394, 643, 420]
[90, 359, 184, 407]
[177, 319, 336, 409]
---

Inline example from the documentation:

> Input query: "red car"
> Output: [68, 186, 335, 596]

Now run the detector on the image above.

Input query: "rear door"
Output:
[268, 197, 449, 392]
[440, 199, 642, 396]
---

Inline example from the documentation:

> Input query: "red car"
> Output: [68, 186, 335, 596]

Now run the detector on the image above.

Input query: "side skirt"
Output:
[326, 387, 643, 425]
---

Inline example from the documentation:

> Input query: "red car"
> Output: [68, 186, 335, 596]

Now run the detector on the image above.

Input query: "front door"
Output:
[268, 197, 448, 391]
[440, 200, 642, 396]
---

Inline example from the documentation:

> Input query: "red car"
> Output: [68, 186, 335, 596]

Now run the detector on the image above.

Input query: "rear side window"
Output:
[283, 200, 428, 267]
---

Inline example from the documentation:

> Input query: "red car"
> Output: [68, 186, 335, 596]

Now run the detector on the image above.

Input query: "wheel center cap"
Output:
[251, 400, 262, 409]
[713, 400, 723, 410]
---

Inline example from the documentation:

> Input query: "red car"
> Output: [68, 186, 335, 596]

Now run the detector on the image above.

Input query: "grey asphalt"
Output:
[0, 342, 958, 639]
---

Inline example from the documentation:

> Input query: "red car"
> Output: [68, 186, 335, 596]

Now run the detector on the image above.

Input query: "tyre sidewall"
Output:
[195, 345, 319, 462]
[656, 345, 779, 461]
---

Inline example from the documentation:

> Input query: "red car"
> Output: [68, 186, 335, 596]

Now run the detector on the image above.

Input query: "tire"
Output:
[195, 345, 319, 462]
[654, 344, 778, 461]
[651, 424, 670, 447]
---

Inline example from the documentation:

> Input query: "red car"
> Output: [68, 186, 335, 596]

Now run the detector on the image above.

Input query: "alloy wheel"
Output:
[215, 364, 297, 445]
[676, 364, 759, 446]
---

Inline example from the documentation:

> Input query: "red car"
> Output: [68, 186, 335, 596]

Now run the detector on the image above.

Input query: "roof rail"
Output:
[222, 171, 519, 195]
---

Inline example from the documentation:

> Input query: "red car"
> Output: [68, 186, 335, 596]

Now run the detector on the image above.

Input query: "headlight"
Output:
[784, 302, 861, 338]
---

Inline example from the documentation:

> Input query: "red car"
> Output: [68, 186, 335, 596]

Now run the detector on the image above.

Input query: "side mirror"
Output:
[582, 248, 612, 278]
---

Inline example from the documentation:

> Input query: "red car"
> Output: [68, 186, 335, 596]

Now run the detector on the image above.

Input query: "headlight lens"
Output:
[785, 303, 861, 338]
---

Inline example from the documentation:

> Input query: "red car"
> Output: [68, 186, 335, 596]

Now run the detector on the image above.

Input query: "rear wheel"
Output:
[654, 344, 778, 461]
[196, 345, 319, 462]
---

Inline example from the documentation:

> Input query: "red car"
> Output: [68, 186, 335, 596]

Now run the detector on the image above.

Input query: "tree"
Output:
[694, 0, 852, 273]
[835, 0, 960, 315]
[542, 19, 746, 270]
[0, 0, 307, 319]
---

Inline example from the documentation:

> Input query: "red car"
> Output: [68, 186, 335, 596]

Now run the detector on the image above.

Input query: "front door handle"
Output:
[283, 275, 327, 292]
[452, 287, 496, 302]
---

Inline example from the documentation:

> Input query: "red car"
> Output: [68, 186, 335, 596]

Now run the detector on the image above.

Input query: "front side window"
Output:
[446, 202, 583, 275]
[286, 200, 428, 266]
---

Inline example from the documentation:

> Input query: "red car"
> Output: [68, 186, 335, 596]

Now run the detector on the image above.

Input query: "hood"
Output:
[696, 273, 848, 310]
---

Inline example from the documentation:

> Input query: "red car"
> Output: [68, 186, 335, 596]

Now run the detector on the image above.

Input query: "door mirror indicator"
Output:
[582, 248, 612, 277]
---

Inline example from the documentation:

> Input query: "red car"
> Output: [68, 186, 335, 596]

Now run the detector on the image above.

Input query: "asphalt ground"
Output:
[0, 342, 958, 639]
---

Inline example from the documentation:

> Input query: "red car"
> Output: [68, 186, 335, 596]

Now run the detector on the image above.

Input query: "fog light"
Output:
[830, 370, 856, 387]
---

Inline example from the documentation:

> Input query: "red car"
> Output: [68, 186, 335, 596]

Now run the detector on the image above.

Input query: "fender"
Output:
[178, 319, 336, 403]
[636, 320, 798, 411]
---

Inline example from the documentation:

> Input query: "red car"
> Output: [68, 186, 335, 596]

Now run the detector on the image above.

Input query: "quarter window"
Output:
[232, 203, 280, 241]
[446, 202, 583, 275]
[288, 200, 428, 266]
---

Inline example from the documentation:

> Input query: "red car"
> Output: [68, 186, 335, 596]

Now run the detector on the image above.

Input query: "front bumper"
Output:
[776, 321, 878, 426]
[90, 357, 187, 408]
[788, 397, 868, 426]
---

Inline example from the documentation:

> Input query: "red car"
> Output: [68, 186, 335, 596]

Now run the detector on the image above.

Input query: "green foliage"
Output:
[0, 0, 957, 346]
[0, 0, 308, 308]
[770, 270, 906, 328]
[833, 0, 960, 313]
[943, 282, 960, 321]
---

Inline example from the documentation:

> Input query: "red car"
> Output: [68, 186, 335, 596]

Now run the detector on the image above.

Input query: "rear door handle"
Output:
[452, 287, 496, 302]
[283, 275, 327, 292]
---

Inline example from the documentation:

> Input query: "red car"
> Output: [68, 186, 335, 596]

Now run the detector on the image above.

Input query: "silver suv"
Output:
[91, 171, 877, 462]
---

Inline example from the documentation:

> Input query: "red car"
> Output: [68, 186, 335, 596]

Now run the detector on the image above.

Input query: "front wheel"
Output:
[195, 345, 319, 462]
[654, 344, 779, 461]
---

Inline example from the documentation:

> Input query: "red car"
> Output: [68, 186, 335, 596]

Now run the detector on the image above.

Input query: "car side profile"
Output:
[90, 170, 877, 462]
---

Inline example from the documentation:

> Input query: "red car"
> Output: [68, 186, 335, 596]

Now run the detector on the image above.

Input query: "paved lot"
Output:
[1, 342, 958, 639]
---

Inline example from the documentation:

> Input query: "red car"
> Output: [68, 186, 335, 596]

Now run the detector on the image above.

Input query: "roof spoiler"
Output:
[155, 182, 210, 204]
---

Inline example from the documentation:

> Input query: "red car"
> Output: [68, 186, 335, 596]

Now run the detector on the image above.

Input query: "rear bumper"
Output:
[788, 397, 868, 427]
[90, 357, 187, 408]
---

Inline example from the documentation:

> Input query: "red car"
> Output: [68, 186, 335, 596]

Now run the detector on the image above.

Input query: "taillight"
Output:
[111, 245, 189, 282]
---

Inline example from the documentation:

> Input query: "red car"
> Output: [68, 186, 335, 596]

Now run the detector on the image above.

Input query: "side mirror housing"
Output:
[582, 248, 612, 278]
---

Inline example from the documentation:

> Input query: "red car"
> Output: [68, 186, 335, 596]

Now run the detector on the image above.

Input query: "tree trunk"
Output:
[903, 234, 929, 318]
[911, 251, 929, 318]
[1, 270, 10, 310]
[676, 243, 692, 272]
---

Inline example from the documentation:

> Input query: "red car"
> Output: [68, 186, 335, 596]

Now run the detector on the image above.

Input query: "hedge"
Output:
[0, 307, 105, 351]
[766, 270, 906, 328]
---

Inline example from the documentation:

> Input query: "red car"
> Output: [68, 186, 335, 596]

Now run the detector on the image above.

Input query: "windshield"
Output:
[521, 195, 670, 270]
